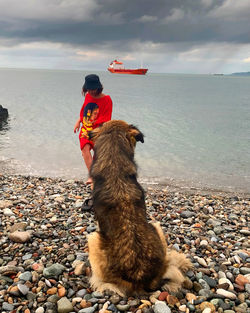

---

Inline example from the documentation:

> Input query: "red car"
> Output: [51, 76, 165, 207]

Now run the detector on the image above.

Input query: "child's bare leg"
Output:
[81, 144, 93, 184]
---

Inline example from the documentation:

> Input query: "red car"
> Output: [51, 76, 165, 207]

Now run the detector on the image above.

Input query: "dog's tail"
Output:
[162, 249, 192, 293]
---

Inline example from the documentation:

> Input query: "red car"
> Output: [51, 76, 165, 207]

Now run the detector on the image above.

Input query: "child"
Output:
[74, 74, 113, 185]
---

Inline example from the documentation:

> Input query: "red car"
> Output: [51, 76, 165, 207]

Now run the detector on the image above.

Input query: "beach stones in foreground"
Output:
[0, 175, 249, 313]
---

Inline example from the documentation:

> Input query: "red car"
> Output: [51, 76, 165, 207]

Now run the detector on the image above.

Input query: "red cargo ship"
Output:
[108, 60, 148, 75]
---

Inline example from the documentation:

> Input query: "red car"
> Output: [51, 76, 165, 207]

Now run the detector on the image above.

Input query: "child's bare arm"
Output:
[74, 118, 81, 133]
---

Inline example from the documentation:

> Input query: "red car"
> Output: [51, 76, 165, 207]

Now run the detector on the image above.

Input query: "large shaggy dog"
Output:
[87, 120, 192, 296]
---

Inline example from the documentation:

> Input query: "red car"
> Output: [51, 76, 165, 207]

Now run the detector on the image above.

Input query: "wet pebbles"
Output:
[0, 175, 249, 313]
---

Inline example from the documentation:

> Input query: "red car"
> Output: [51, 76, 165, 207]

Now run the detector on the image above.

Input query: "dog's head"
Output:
[89, 120, 144, 147]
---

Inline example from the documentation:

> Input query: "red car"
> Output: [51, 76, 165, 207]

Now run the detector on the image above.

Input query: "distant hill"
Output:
[230, 71, 250, 76]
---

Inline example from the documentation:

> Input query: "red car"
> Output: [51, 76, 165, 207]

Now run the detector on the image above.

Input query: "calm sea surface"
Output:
[0, 68, 249, 192]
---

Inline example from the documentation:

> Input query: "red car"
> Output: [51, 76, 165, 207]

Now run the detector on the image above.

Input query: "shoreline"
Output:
[1, 164, 249, 197]
[0, 174, 249, 313]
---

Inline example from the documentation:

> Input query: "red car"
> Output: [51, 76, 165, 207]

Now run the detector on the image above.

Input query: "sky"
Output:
[0, 0, 250, 74]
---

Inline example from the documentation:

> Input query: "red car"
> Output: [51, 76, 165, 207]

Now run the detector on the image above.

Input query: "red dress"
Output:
[79, 93, 113, 150]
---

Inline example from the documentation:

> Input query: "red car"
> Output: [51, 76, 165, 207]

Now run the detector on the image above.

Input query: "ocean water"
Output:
[0, 68, 249, 193]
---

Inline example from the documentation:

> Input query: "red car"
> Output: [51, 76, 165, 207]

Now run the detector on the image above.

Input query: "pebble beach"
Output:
[0, 174, 249, 313]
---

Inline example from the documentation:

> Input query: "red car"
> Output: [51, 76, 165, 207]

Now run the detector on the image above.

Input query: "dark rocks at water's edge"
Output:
[0, 105, 8, 123]
[0, 175, 249, 313]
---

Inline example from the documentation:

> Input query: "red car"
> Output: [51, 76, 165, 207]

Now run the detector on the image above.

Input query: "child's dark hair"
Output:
[82, 86, 103, 96]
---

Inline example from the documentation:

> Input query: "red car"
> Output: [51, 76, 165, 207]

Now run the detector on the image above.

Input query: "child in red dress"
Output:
[74, 74, 113, 185]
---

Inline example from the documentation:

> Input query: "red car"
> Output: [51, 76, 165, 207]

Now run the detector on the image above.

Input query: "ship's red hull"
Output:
[108, 68, 148, 75]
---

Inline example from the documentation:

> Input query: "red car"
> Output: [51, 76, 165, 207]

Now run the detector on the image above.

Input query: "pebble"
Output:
[8, 230, 31, 243]
[57, 296, 74, 313]
[43, 263, 65, 278]
[153, 301, 171, 313]
[216, 289, 237, 299]
[0, 175, 249, 313]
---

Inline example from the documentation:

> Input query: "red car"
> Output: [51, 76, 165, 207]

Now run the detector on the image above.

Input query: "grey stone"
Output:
[2, 302, 14, 311]
[153, 301, 171, 313]
[91, 291, 103, 298]
[180, 210, 195, 218]
[19, 271, 32, 281]
[116, 304, 130, 311]
[245, 284, 250, 294]
[203, 275, 217, 288]
[109, 294, 120, 304]
[43, 264, 65, 278]
[199, 278, 210, 290]
[79, 304, 98, 313]
[76, 288, 87, 297]
[57, 297, 74, 313]
[17, 283, 30, 295]
[22, 253, 33, 260]
[239, 267, 250, 275]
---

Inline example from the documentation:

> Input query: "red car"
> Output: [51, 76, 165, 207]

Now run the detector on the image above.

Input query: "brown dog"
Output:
[87, 120, 192, 296]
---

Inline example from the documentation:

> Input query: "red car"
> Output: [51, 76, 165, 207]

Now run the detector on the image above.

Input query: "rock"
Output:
[116, 304, 130, 311]
[245, 283, 250, 294]
[166, 294, 179, 306]
[239, 267, 250, 275]
[43, 264, 65, 278]
[8, 231, 31, 243]
[0, 265, 21, 275]
[19, 271, 32, 281]
[235, 274, 249, 286]
[17, 283, 30, 295]
[0, 104, 8, 122]
[200, 302, 216, 313]
[186, 293, 197, 302]
[195, 257, 207, 267]
[153, 301, 171, 313]
[0, 200, 13, 209]
[79, 306, 98, 313]
[74, 261, 86, 275]
[216, 289, 237, 299]
[158, 291, 169, 301]
[10, 222, 27, 233]
[57, 297, 74, 313]
[180, 210, 195, 218]
[58, 286, 66, 297]
[109, 294, 120, 304]
[202, 308, 211, 313]
[179, 304, 186, 312]
[2, 302, 14, 311]
[200, 240, 208, 247]
[3, 208, 14, 216]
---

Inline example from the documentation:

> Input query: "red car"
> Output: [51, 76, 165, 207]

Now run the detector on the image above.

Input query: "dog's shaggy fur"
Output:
[87, 120, 192, 296]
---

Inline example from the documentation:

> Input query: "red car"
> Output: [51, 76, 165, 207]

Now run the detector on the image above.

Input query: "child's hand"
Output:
[74, 120, 81, 133]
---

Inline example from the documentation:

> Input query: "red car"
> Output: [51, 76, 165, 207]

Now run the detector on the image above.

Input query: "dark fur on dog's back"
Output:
[88, 120, 192, 296]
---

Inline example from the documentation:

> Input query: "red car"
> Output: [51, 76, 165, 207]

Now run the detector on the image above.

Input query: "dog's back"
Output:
[88, 120, 192, 296]
[90, 121, 167, 293]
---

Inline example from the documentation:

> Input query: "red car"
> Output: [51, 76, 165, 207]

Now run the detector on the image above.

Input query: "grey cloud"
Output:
[0, 0, 249, 63]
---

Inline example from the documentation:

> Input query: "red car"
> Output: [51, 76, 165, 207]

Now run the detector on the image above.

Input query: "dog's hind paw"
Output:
[95, 283, 125, 297]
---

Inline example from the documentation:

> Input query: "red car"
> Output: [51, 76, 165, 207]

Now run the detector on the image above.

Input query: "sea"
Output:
[0, 68, 250, 193]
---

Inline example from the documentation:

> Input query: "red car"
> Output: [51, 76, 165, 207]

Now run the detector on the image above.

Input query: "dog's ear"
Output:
[88, 124, 104, 141]
[128, 125, 144, 143]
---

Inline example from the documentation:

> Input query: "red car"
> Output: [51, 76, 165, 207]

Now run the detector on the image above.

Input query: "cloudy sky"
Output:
[0, 0, 250, 74]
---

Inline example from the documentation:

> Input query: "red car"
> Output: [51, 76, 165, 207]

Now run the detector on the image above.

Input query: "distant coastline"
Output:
[230, 71, 250, 76]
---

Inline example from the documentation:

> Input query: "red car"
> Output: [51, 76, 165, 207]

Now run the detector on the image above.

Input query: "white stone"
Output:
[179, 304, 187, 312]
[200, 240, 208, 247]
[216, 289, 236, 300]
[202, 308, 211, 313]
[3, 208, 14, 216]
